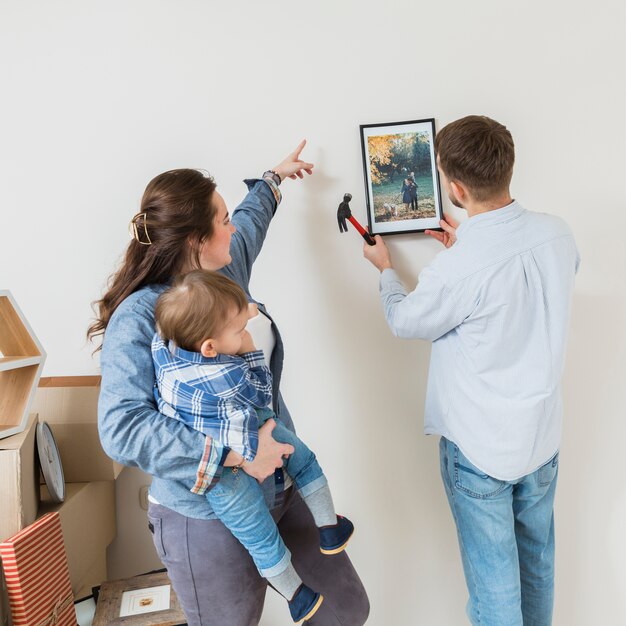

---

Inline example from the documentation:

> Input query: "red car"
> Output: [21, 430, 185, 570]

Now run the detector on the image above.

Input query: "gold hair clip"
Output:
[129, 212, 152, 245]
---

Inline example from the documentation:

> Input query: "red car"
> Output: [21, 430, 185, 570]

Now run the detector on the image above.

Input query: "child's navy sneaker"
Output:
[319, 515, 354, 555]
[288, 584, 324, 623]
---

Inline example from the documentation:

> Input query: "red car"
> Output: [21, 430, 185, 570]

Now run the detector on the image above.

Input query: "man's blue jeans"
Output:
[439, 437, 558, 626]
[207, 416, 327, 577]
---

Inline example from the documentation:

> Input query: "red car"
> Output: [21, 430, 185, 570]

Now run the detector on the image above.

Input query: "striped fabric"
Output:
[0, 513, 76, 626]
[191, 436, 228, 495]
[261, 175, 282, 205]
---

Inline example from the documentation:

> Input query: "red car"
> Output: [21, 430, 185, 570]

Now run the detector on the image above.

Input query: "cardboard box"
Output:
[32, 386, 123, 482]
[39, 482, 116, 598]
[74, 551, 107, 600]
[0, 414, 38, 543]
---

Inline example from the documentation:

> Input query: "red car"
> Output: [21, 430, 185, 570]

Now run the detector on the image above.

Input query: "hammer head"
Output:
[337, 193, 353, 233]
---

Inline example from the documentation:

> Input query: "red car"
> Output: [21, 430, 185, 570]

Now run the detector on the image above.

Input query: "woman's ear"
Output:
[200, 338, 217, 358]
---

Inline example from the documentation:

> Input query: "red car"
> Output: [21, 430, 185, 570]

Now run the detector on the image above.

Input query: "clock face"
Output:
[36, 422, 65, 503]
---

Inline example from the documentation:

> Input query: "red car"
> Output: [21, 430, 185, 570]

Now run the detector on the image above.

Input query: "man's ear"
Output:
[450, 180, 468, 202]
[200, 338, 217, 358]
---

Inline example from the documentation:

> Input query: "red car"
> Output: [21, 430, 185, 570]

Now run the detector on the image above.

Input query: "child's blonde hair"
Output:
[155, 270, 248, 351]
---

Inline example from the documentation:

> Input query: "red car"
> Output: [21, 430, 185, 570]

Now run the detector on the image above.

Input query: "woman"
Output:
[89, 141, 369, 625]
[401, 176, 416, 214]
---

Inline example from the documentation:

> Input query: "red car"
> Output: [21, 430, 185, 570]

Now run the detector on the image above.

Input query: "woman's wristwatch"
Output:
[262, 170, 282, 186]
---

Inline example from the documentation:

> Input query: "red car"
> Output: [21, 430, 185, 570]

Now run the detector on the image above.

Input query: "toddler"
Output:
[152, 269, 354, 623]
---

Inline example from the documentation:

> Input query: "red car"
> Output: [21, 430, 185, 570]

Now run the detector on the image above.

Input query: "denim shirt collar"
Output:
[456, 200, 524, 240]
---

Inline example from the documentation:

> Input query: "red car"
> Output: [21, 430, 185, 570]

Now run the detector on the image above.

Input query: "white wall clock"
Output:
[36, 421, 65, 503]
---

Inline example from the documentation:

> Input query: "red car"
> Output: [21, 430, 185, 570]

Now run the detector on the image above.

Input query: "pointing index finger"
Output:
[292, 139, 307, 159]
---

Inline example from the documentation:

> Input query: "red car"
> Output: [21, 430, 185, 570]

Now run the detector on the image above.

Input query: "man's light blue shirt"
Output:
[380, 201, 579, 480]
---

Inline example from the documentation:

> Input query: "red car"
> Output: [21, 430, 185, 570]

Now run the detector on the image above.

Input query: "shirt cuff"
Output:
[240, 349, 266, 369]
[379, 267, 401, 291]
[261, 177, 282, 205]
[243, 177, 282, 210]
[191, 437, 228, 495]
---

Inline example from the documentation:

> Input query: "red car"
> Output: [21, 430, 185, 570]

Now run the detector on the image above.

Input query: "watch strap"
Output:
[262, 170, 281, 186]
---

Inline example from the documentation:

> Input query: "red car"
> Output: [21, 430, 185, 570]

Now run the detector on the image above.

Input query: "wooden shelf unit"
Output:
[0, 291, 46, 439]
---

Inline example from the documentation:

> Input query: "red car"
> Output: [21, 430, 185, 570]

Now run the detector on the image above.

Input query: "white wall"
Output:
[2, 1, 625, 624]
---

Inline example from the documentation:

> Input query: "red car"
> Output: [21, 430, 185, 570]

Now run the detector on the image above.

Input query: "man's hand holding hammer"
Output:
[362, 235, 393, 271]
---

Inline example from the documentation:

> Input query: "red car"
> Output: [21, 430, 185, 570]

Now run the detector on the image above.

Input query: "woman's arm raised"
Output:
[225, 141, 313, 291]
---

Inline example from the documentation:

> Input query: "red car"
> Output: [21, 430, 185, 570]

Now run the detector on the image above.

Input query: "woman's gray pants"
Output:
[147, 487, 370, 625]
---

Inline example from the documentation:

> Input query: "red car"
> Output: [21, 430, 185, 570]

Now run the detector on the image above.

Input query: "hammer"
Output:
[337, 193, 376, 246]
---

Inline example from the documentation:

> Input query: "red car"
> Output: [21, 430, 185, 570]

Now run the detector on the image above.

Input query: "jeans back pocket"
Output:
[453, 444, 507, 499]
[538, 451, 559, 487]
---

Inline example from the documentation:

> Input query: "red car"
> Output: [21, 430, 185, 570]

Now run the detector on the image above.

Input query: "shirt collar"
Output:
[167, 341, 236, 365]
[456, 200, 524, 239]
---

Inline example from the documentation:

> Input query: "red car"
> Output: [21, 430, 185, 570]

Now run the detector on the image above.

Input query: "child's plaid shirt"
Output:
[151, 333, 273, 464]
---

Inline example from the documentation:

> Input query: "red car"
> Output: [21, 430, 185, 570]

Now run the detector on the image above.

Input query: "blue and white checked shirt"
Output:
[380, 201, 580, 480]
[152, 334, 273, 463]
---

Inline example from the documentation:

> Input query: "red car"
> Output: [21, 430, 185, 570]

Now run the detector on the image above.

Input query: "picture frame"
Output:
[359, 118, 443, 236]
[92, 571, 186, 626]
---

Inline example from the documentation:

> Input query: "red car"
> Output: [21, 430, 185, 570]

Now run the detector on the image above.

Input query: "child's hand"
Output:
[238, 330, 256, 354]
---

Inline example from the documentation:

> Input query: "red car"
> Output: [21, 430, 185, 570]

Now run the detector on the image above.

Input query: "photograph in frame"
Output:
[360, 118, 443, 236]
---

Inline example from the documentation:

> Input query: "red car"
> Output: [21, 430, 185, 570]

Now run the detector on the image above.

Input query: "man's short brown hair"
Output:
[435, 115, 515, 201]
[155, 270, 248, 351]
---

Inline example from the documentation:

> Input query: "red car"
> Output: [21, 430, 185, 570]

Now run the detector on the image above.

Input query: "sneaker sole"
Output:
[319, 529, 354, 555]
[297, 594, 324, 623]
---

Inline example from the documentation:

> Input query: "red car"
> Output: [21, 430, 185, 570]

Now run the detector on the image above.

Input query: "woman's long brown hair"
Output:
[87, 169, 217, 349]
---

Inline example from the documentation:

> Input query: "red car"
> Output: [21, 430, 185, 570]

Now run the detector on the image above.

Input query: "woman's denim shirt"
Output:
[98, 179, 295, 520]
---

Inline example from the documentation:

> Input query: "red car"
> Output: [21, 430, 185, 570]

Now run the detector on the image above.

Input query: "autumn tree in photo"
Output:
[367, 132, 431, 185]
[367, 134, 395, 184]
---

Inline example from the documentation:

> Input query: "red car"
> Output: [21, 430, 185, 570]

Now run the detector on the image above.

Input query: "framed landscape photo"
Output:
[360, 118, 443, 236]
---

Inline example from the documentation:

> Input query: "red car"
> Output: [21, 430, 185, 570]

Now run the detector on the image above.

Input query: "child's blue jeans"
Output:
[206, 411, 327, 577]
[439, 436, 558, 626]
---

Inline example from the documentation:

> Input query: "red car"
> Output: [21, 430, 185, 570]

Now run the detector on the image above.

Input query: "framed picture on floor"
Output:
[359, 118, 443, 236]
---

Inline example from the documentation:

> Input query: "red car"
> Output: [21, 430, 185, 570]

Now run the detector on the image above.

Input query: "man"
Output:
[408, 171, 418, 212]
[363, 115, 579, 626]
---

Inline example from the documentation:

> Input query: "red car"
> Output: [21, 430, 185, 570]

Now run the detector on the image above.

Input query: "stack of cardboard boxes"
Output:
[0, 291, 120, 624]
[34, 382, 121, 598]
[0, 385, 120, 624]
